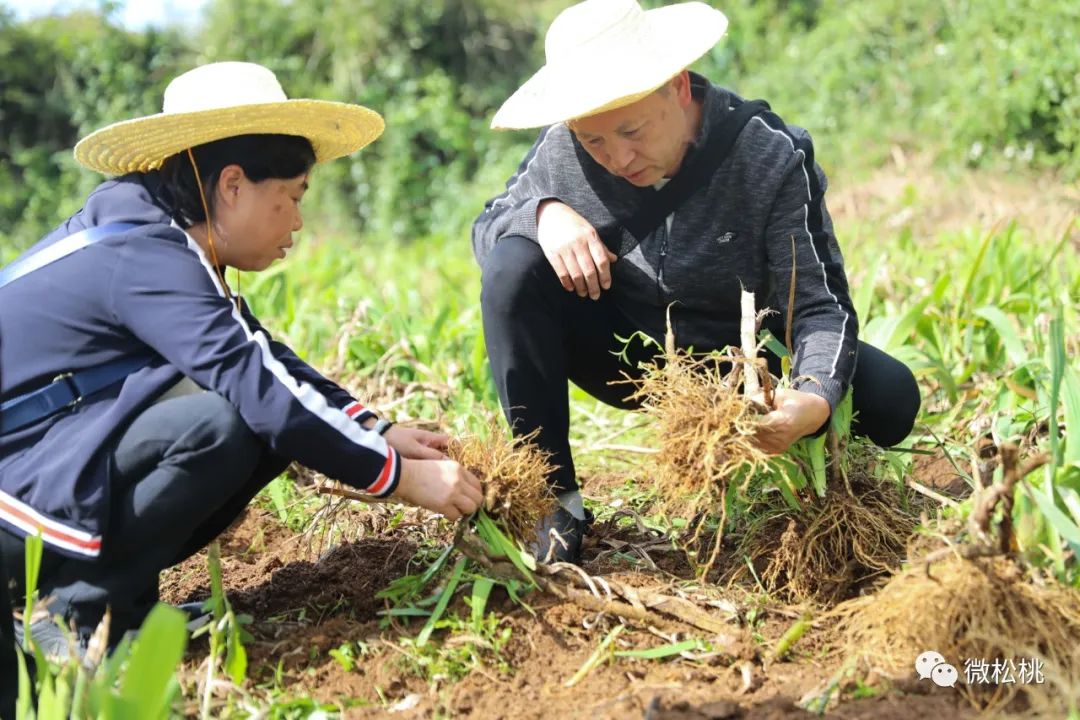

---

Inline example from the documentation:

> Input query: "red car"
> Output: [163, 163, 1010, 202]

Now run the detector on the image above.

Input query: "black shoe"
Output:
[532, 506, 594, 564]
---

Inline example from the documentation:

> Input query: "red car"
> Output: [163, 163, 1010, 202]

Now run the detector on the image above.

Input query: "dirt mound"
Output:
[229, 539, 416, 619]
[159, 494, 971, 718]
[160, 507, 416, 619]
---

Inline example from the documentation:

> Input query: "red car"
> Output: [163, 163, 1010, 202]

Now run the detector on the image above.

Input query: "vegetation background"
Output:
[2, 0, 1078, 252]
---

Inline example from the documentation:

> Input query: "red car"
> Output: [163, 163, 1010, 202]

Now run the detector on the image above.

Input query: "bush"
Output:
[2, 0, 1077, 254]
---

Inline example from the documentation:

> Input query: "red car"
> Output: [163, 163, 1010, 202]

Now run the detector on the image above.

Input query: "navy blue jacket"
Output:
[0, 173, 400, 558]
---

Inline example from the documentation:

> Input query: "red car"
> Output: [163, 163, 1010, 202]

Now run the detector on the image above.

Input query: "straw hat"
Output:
[74, 61, 385, 175]
[491, 0, 727, 130]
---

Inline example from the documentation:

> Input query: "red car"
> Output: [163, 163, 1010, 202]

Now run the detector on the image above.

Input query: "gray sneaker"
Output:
[12, 618, 85, 663]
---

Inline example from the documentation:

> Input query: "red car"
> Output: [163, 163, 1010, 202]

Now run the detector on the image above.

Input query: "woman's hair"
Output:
[158, 134, 316, 227]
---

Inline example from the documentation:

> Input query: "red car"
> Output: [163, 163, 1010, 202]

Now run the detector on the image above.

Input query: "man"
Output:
[472, 0, 919, 562]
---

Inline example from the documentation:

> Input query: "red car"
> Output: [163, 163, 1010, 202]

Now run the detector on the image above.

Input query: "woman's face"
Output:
[213, 165, 308, 271]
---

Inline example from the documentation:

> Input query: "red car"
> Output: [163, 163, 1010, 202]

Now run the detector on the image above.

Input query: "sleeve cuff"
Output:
[365, 446, 401, 498]
[343, 400, 376, 426]
[793, 376, 846, 413]
[792, 376, 847, 437]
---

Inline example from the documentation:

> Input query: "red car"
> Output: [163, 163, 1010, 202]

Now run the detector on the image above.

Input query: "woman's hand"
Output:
[382, 425, 450, 460]
[752, 388, 831, 455]
[392, 458, 484, 520]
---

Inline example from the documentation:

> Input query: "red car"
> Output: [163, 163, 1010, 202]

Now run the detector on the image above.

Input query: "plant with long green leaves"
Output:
[15, 534, 188, 720]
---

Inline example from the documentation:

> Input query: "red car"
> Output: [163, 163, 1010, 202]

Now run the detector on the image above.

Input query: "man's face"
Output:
[570, 72, 696, 187]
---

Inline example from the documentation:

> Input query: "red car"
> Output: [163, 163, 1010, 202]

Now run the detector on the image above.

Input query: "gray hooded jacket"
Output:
[472, 73, 858, 411]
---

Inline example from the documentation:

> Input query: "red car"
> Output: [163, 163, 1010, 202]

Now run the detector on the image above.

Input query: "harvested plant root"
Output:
[448, 426, 557, 546]
[625, 349, 771, 515]
[834, 555, 1080, 713]
[728, 478, 918, 604]
[623, 345, 773, 578]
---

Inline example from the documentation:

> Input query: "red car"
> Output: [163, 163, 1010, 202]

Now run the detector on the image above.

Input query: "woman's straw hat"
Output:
[491, 0, 727, 130]
[74, 61, 385, 175]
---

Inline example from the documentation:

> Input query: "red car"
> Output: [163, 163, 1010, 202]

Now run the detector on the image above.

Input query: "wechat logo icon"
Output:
[916, 650, 958, 688]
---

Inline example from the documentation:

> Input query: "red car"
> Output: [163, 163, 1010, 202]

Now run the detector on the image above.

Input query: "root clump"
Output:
[448, 426, 557, 546]
[834, 554, 1080, 712]
[726, 475, 919, 604]
[625, 347, 771, 520]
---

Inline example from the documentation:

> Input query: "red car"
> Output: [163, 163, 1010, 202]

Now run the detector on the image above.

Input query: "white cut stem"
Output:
[741, 290, 759, 398]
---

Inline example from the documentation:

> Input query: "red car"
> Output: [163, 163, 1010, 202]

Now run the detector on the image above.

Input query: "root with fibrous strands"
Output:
[725, 468, 919, 604]
[829, 444, 1077, 713]
[831, 554, 1080, 713]
[619, 302, 773, 579]
[447, 424, 557, 547]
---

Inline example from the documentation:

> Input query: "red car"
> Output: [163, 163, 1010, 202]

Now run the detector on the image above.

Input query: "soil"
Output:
[910, 451, 972, 499]
[160, 497, 980, 719]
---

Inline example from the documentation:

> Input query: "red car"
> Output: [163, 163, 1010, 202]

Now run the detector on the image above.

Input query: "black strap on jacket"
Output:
[622, 99, 770, 243]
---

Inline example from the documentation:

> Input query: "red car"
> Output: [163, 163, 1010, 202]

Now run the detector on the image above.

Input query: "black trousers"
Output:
[480, 236, 921, 494]
[0, 391, 288, 645]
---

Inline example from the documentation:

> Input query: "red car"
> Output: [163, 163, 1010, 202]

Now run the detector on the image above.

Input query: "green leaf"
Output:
[1026, 484, 1080, 547]
[416, 556, 467, 647]
[470, 578, 494, 630]
[853, 273, 876, 329]
[1048, 306, 1067, 468]
[758, 329, 788, 358]
[15, 646, 33, 720]
[1062, 366, 1080, 467]
[226, 615, 248, 685]
[36, 672, 57, 719]
[565, 625, 624, 687]
[475, 511, 535, 581]
[376, 543, 454, 602]
[830, 388, 853, 439]
[23, 532, 42, 638]
[266, 476, 291, 523]
[974, 306, 1026, 367]
[118, 604, 188, 720]
[614, 639, 701, 659]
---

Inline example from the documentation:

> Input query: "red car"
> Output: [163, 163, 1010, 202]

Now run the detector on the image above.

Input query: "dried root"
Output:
[624, 349, 770, 512]
[832, 555, 1080, 713]
[726, 475, 918, 604]
[620, 345, 773, 578]
[448, 424, 557, 546]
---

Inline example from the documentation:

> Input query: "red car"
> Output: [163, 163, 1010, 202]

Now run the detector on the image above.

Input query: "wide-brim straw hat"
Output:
[492, 0, 728, 130]
[74, 61, 385, 175]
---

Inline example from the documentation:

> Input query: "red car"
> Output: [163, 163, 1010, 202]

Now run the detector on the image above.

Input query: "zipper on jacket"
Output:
[656, 213, 672, 305]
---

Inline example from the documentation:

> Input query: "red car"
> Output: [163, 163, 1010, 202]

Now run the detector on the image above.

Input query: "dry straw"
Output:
[448, 423, 557, 546]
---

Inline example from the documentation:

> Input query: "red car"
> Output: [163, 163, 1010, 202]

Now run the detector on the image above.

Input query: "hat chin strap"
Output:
[187, 148, 241, 312]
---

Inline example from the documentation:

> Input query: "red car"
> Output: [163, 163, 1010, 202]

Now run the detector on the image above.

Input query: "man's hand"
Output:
[536, 199, 617, 300]
[392, 458, 484, 520]
[382, 425, 450, 460]
[753, 388, 831, 455]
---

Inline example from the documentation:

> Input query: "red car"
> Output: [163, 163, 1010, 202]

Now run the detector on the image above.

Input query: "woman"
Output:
[0, 62, 483, 655]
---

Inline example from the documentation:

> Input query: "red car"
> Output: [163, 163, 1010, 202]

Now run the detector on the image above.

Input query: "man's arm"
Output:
[472, 127, 559, 265]
[472, 127, 616, 299]
[764, 138, 859, 414]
